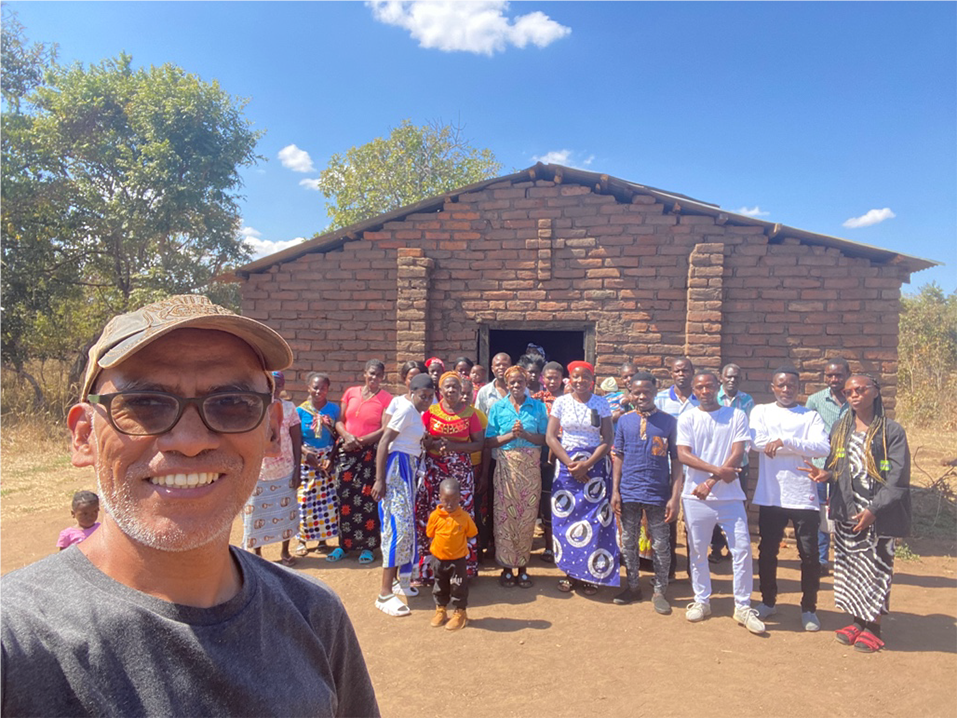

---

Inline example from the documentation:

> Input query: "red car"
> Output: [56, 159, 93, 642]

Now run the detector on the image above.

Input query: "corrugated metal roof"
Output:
[234, 163, 938, 277]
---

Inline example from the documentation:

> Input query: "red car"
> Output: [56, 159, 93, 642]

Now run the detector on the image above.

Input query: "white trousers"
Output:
[683, 498, 753, 609]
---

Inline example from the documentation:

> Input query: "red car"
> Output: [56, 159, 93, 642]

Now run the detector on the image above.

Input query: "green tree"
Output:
[316, 118, 501, 229]
[898, 283, 957, 427]
[31, 53, 262, 303]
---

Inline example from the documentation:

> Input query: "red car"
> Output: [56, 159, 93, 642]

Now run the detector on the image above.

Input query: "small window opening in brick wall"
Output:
[484, 328, 590, 368]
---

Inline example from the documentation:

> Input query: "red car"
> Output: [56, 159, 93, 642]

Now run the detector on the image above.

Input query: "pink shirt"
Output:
[57, 523, 100, 549]
[340, 386, 392, 438]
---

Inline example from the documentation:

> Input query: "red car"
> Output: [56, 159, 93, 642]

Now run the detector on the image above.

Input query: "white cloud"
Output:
[299, 178, 322, 191]
[531, 149, 594, 169]
[368, 1, 570, 56]
[239, 225, 306, 259]
[842, 207, 895, 229]
[278, 144, 315, 173]
[736, 206, 770, 217]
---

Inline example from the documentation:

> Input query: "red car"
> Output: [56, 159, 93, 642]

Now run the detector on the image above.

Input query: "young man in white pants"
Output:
[749, 367, 831, 632]
[677, 372, 765, 634]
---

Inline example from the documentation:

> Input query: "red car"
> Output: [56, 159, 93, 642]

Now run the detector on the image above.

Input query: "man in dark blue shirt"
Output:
[611, 372, 683, 614]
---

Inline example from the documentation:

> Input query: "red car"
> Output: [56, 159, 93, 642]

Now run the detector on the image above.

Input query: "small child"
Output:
[57, 491, 100, 550]
[426, 478, 478, 631]
[469, 365, 487, 402]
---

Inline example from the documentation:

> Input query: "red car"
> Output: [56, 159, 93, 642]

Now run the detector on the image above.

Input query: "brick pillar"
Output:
[526, 218, 555, 281]
[685, 243, 726, 369]
[396, 247, 433, 359]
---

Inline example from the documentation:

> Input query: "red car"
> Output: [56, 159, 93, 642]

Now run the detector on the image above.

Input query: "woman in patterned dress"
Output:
[485, 366, 549, 588]
[414, 372, 486, 582]
[545, 361, 618, 595]
[294, 372, 340, 556]
[331, 359, 392, 563]
[801, 374, 911, 653]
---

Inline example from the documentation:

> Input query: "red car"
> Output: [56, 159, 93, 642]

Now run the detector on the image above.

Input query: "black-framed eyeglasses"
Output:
[87, 391, 273, 436]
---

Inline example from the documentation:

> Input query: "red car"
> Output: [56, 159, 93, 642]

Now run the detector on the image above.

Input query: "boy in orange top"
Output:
[426, 478, 478, 631]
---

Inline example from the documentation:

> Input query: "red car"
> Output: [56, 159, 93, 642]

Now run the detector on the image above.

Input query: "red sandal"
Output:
[835, 624, 863, 645]
[853, 630, 885, 653]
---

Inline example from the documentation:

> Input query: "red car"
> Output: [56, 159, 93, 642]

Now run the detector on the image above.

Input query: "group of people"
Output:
[241, 345, 911, 652]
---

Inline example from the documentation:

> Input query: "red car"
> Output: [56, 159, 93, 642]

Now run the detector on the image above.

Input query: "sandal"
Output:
[279, 555, 298, 567]
[499, 569, 516, 588]
[581, 582, 598, 596]
[292, 542, 309, 558]
[358, 549, 375, 564]
[393, 579, 418, 597]
[557, 577, 576, 593]
[517, 571, 533, 589]
[853, 630, 885, 653]
[540, 549, 555, 564]
[835, 624, 863, 646]
[325, 547, 346, 562]
[375, 594, 411, 617]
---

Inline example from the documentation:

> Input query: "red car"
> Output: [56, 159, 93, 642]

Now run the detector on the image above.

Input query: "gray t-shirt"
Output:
[1, 546, 380, 717]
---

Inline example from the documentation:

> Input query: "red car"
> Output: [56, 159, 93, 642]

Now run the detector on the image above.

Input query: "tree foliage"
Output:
[897, 284, 957, 428]
[316, 118, 501, 230]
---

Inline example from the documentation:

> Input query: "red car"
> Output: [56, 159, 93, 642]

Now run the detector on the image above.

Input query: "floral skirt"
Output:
[334, 444, 380, 552]
[415, 452, 477, 580]
[493, 447, 542, 568]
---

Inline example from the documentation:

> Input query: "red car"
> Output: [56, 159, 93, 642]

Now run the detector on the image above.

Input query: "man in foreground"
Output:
[1, 295, 380, 717]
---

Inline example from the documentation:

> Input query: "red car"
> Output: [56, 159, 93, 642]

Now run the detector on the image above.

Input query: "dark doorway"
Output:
[486, 329, 587, 368]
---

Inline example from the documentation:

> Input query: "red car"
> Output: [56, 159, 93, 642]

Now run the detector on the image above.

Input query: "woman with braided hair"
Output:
[800, 374, 911, 653]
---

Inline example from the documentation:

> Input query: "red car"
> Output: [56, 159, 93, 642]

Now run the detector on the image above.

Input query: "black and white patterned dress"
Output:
[833, 431, 896, 621]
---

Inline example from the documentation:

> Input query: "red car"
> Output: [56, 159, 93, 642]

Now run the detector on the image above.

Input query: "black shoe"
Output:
[613, 587, 643, 605]
[820, 564, 830, 577]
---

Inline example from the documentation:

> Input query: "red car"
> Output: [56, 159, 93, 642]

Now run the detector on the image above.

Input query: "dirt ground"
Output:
[2, 434, 956, 718]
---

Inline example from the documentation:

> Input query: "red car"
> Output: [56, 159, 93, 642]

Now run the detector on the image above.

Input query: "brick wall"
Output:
[241, 177, 907, 414]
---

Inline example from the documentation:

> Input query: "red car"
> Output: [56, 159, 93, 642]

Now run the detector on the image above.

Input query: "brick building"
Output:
[235, 163, 934, 411]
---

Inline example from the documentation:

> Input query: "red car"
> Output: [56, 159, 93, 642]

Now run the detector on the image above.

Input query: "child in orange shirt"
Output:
[426, 478, 478, 631]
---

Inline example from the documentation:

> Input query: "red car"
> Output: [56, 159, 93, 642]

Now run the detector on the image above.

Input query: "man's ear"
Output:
[263, 400, 283, 458]
[67, 404, 96, 468]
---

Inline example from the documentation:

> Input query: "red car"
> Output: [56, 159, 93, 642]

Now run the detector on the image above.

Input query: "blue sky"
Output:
[12, 1, 956, 292]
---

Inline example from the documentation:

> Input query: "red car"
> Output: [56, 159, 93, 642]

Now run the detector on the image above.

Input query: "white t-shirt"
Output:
[550, 393, 611, 452]
[677, 406, 749, 501]
[749, 403, 831, 511]
[385, 396, 426, 457]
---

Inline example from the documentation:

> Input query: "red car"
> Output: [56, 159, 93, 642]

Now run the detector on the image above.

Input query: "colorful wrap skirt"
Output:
[334, 443, 381, 552]
[551, 446, 620, 587]
[493, 447, 542, 568]
[297, 450, 338, 542]
[379, 451, 420, 578]
[242, 470, 300, 549]
[415, 451, 477, 580]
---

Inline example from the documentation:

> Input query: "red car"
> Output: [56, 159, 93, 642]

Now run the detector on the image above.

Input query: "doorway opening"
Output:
[479, 326, 593, 370]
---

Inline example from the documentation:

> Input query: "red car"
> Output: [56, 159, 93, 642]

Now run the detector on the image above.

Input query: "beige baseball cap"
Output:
[80, 295, 293, 399]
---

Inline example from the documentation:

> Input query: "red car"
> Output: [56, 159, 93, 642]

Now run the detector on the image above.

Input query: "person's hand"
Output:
[568, 461, 589, 482]
[293, 468, 302, 489]
[320, 414, 334, 428]
[797, 460, 831, 483]
[664, 497, 679, 523]
[371, 479, 386, 502]
[713, 465, 740, 482]
[764, 438, 784, 458]
[341, 434, 359, 452]
[692, 478, 716, 500]
[851, 508, 876, 533]
[611, 490, 622, 518]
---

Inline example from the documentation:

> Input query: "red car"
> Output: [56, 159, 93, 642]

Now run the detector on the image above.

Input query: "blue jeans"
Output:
[817, 482, 830, 565]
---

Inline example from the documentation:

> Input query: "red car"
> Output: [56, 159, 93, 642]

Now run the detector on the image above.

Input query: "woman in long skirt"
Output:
[295, 372, 340, 555]
[545, 361, 618, 595]
[332, 359, 392, 563]
[485, 366, 548, 588]
[371, 373, 435, 616]
[414, 372, 486, 582]
[801, 374, 911, 653]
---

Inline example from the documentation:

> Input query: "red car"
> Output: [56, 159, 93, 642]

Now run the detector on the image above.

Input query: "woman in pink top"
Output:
[331, 359, 393, 563]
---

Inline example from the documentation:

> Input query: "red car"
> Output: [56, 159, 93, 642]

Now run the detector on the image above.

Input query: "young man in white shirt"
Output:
[677, 371, 765, 634]
[749, 367, 831, 631]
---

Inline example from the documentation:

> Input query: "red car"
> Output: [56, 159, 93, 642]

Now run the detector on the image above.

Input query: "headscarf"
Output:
[599, 377, 619, 392]
[567, 360, 594, 377]
[426, 357, 445, 370]
[439, 370, 462, 389]
[504, 365, 529, 382]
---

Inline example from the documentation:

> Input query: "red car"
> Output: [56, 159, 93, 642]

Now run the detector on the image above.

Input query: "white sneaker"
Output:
[734, 605, 767, 634]
[685, 602, 712, 622]
[392, 579, 418, 597]
[802, 611, 821, 632]
[754, 602, 777, 620]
